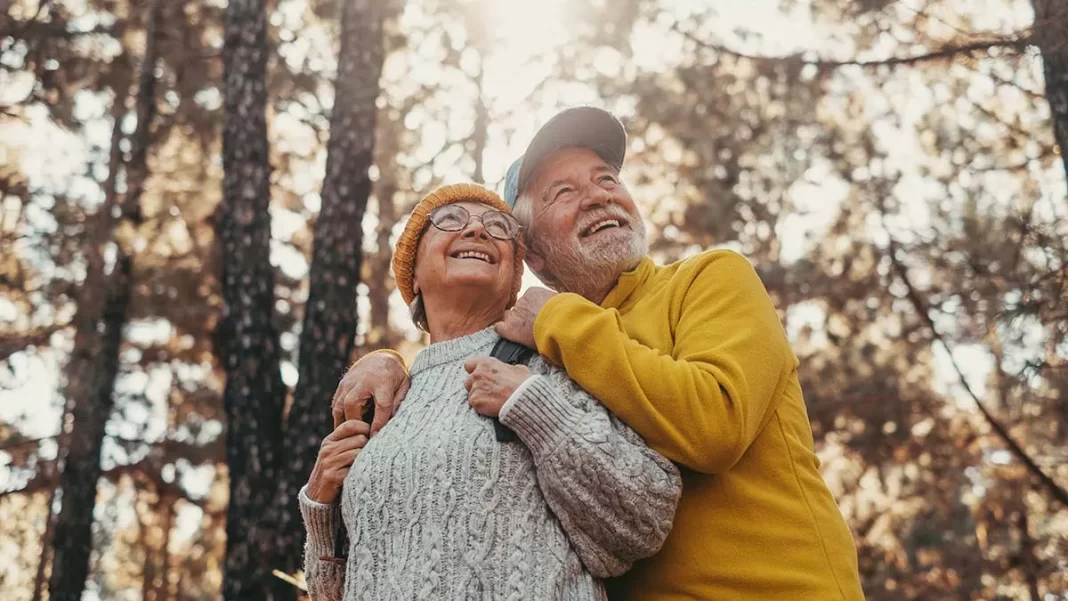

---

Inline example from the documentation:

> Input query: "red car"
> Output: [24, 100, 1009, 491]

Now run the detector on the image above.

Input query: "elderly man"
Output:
[336, 107, 865, 601]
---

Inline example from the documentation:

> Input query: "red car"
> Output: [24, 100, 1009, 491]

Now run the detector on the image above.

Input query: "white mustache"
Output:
[574, 211, 631, 235]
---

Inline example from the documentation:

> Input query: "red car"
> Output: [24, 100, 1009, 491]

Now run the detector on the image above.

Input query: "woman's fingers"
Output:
[319, 448, 364, 483]
[325, 419, 371, 441]
[333, 434, 368, 453]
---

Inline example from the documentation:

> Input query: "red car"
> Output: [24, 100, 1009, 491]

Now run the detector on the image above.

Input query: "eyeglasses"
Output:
[429, 205, 521, 240]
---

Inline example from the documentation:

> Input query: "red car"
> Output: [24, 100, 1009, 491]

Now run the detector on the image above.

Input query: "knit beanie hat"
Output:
[392, 183, 525, 308]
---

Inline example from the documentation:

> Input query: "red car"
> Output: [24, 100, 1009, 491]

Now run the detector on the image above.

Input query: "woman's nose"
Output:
[461, 220, 490, 239]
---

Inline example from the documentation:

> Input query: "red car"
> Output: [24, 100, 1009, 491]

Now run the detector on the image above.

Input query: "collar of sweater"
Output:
[409, 326, 498, 376]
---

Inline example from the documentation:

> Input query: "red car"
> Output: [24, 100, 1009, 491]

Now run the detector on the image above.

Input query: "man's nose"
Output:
[580, 183, 612, 210]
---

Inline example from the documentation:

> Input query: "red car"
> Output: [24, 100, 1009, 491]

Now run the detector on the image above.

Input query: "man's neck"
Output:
[557, 272, 620, 305]
[557, 257, 645, 305]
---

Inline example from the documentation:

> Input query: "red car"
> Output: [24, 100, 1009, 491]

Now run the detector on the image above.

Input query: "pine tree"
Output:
[217, 0, 286, 598]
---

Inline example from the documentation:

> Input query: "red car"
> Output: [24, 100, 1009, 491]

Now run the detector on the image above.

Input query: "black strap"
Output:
[489, 338, 536, 442]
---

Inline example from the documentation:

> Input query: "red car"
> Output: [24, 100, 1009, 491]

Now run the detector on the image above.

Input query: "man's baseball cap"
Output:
[501, 106, 627, 208]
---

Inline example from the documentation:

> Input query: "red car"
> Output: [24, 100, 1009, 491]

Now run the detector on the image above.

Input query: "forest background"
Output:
[1, 0, 1067, 599]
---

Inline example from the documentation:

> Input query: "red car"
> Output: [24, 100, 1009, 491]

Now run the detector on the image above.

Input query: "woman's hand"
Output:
[464, 357, 531, 418]
[306, 420, 371, 504]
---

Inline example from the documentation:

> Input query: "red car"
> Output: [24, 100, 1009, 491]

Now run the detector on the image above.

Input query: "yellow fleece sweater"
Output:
[533, 250, 864, 601]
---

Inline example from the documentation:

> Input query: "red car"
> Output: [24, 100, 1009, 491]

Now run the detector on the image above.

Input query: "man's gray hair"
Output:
[511, 193, 537, 249]
[511, 193, 568, 292]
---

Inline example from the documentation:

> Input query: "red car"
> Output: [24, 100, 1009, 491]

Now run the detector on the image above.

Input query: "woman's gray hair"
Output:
[409, 292, 429, 332]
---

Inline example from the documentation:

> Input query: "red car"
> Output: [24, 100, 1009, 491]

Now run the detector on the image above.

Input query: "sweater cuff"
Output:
[499, 375, 585, 458]
[299, 484, 339, 553]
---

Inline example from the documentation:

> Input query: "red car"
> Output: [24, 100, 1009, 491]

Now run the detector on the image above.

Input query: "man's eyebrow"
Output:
[540, 178, 570, 200]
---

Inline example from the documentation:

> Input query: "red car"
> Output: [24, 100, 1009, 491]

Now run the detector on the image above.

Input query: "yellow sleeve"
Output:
[353, 348, 409, 373]
[533, 252, 793, 474]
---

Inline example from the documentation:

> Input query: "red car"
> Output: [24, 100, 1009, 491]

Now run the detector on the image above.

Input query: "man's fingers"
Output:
[496, 321, 518, 342]
[333, 379, 359, 426]
[390, 380, 409, 417]
[372, 383, 393, 411]
[332, 400, 345, 428]
[370, 397, 391, 437]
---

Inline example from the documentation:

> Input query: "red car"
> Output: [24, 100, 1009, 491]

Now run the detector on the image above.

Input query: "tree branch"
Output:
[0, 324, 67, 361]
[884, 238, 1068, 508]
[673, 24, 1032, 70]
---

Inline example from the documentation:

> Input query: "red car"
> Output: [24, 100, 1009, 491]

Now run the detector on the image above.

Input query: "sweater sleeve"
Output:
[498, 367, 682, 578]
[299, 485, 345, 601]
[533, 251, 794, 474]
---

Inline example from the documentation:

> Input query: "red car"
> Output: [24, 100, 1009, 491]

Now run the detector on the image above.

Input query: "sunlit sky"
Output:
[0, 1, 1059, 579]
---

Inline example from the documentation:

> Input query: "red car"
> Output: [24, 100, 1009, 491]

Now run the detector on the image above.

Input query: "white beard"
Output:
[534, 221, 648, 301]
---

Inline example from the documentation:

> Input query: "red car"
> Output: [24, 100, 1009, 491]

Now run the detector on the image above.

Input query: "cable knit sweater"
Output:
[299, 328, 681, 601]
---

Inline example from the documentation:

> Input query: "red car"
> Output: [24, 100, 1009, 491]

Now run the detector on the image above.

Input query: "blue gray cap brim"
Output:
[501, 107, 627, 207]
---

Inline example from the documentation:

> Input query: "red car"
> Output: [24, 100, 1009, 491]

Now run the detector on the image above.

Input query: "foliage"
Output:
[1, 0, 1065, 599]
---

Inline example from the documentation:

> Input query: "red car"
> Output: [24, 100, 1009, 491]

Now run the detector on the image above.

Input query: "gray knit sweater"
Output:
[299, 328, 681, 601]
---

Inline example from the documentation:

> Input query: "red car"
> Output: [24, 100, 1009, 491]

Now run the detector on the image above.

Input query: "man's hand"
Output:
[495, 287, 557, 349]
[464, 357, 531, 418]
[332, 352, 410, 437]
[306, 419, 370, 504]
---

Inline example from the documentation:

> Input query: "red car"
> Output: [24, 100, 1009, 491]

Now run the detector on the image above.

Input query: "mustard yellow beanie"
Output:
[392, 183, 525, 307]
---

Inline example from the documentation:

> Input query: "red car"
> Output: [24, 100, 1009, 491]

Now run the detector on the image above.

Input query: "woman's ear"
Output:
[412, 277, 420, 295]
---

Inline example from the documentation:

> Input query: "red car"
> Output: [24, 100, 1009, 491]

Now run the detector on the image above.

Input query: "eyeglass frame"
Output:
[427, 204, 523, 241]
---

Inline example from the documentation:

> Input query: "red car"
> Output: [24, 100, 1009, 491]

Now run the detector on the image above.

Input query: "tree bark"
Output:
[1018, 507, 1041, 601]
[217, 1, 287, 599]
[366, 178, 397, 352]
[1031, 0, 1068, 184]
[471, 54, 488, 185]
[47, 3, 161, 599]
[32, 483, 57, 601]
[266, 0, 385, 595]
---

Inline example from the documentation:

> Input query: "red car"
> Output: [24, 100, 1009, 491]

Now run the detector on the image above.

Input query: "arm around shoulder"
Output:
[533, 250, 794, 473]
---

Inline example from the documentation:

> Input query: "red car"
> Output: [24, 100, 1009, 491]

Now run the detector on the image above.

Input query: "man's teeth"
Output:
[586, 219, 621, 235]
[456, 250, 491, 262]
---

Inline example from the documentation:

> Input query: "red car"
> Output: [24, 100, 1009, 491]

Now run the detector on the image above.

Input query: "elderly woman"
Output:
[298, 183, 681, 601]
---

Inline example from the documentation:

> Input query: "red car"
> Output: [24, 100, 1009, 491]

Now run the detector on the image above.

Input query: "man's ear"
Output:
[525, 248, 545, 273]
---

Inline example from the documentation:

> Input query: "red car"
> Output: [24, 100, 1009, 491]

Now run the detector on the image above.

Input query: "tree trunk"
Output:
[471, 54, 488, 185]
[47, 3, 161, 598]
[217, 0, 286, 599]
[1031, 0, 1068, 183]
[1018, 508, 1041, 601]
[266, 0, 385, 594]
[32, 484, 57, 601]
[366, 178, 397, 352]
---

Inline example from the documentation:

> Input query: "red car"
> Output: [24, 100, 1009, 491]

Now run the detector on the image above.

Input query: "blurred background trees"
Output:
[1, 0, 1065, 600]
